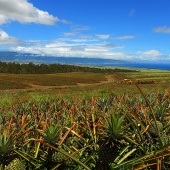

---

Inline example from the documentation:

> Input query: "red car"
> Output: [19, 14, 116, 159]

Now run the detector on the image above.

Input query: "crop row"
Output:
[0, 88, 170, 169]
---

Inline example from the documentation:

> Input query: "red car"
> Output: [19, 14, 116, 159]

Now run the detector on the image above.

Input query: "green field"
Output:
[0, 69, 170, 169]
[0, 70, 169, 104]
[0, 72, 107, 89]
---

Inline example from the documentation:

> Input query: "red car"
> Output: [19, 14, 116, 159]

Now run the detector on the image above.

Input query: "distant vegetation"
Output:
[0, 61, 138, 74]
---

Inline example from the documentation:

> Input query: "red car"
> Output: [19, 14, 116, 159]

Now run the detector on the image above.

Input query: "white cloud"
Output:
[11, 41, 170, 62]
[67, 38, 93, 43]
[0, 15, 7, 25]
[136, 50, 162, 60]
[143, 50, 161, 57]
[96, 34, 110, 39]
[71, 25, 91, 31]
[56, 36, 98, 43]
[11, 39, 128, 60]
[63, 32, 77, 37]
[7, 31, 168, 62]
[0, 29, 20, 45]
[70, 46, 85, 51]
[116, 35, 136, 40]
[0, 0, 58, 25]
[153, 26, 170, 34]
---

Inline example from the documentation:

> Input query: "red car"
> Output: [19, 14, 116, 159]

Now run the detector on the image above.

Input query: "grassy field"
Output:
[0, 72, 107, 89]
[0, 70, 169, 106]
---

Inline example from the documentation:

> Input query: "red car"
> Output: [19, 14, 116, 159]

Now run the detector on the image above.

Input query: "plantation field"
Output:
[0, 70, 169, 90]
[0, 70, 169, 105]
[0, 72, 107, 90]
[0, 69, 170, 169]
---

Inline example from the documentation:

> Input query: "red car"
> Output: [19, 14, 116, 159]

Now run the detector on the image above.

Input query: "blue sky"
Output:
[0, 0, 170, 62]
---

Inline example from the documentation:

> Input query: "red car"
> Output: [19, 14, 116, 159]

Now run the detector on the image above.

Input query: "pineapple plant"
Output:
[0, 133, 14, 157]
[148, 120, 163, 137]
[41, 123, 63, 168]
[43, 123, 62, 145]
[97, 112, 125, 169]
[5, 158, 26, 170]
[0, 133, 15, 169]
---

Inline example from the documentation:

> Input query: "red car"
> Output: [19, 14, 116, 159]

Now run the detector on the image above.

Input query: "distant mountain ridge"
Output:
[0, 51, 170, 70]
[0, 51, 126, 66]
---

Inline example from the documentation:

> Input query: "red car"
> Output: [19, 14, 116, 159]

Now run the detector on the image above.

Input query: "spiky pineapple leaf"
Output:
[0, 133, 13, 155]
[105, 113, 125, 139]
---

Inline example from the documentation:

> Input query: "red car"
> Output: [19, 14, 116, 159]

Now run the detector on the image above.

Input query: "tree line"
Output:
[0, 61, 138, 74]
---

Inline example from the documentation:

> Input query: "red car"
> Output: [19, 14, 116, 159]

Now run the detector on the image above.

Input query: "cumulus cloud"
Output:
[153, 26, 170, 34]
[70, 46, 86, 51]
[63, 32, 77, 37]
[71, 25, 91, 31]
[7, 25, 167, 62]
[104, 43, 120, 48]
[11, 39, 128, 60]
[116, 35, 136, 40]
[96, 34, 110, 39]
[0, 0, 58, 25]
[0, 29, 20, 45]
[136, 50, 162, 60]
[11, 40, 169, 61]
[143, 50, 161, 57]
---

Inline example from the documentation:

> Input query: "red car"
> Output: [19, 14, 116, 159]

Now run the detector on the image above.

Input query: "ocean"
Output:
[103, 62, 170, 71]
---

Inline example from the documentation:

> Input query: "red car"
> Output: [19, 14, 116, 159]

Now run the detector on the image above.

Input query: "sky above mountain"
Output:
[0, 0, 170, 62]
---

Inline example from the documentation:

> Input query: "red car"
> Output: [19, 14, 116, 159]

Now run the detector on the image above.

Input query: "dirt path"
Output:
[76, 75, 114, 86]
[0, 75, 115, 92]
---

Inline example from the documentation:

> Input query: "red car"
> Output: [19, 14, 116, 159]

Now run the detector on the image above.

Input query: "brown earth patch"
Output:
[0, 75, 115, 92]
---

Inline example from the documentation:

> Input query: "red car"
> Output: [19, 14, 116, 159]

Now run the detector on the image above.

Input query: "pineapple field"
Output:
[0, 70, 170, 169]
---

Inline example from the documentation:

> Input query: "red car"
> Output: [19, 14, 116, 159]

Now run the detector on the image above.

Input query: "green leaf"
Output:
[106, 113, 125, 139]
